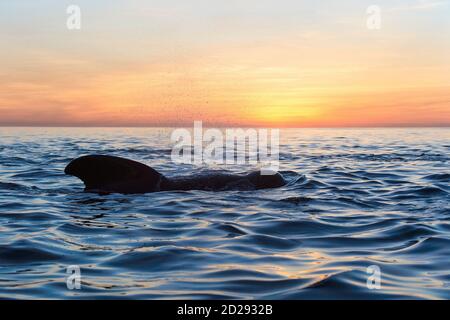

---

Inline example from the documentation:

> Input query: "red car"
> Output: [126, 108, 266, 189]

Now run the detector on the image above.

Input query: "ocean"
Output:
[0, 127, 448, 299]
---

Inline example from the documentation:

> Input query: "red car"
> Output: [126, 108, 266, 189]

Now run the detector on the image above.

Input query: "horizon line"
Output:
[0, 125, 449, 129]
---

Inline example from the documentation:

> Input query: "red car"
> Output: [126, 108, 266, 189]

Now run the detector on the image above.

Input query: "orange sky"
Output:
[0, 1, 449, 127]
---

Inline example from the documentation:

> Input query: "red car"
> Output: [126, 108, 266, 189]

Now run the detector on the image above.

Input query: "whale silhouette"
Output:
[65, 155, 286, 194]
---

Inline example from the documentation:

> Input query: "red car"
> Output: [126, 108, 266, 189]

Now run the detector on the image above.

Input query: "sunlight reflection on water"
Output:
[0, 127, 449, 299]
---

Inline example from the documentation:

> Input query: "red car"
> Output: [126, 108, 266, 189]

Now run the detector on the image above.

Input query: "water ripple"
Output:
[0, 127, 449, 299]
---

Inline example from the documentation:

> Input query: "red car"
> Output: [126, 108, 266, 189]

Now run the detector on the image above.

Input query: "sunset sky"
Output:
[0, 0, 449, 127]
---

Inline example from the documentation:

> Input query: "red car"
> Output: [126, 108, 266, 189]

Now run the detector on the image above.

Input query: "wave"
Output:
[1, 128, 449, 299]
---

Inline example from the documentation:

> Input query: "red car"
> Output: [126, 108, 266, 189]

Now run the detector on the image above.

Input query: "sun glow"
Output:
[0, 1, 449, 127]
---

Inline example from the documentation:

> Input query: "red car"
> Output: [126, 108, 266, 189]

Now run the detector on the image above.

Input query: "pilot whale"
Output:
[65, 155, 286, 194]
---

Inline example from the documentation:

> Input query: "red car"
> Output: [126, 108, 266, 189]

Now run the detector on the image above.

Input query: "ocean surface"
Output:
[0, 127, 449, 299]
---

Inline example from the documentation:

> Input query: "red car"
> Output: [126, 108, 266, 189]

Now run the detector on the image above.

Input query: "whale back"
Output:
[246, 171, 286, 189]
[65, 155, 163, 194]
[163, 171, 286, 191]
[65, 155, 286, 194]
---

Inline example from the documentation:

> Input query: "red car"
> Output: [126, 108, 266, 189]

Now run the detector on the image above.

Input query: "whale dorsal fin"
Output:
[64, 155, 163, 194]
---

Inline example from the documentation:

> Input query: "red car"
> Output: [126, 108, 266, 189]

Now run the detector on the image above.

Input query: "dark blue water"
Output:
[0, 127, 449, 299]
